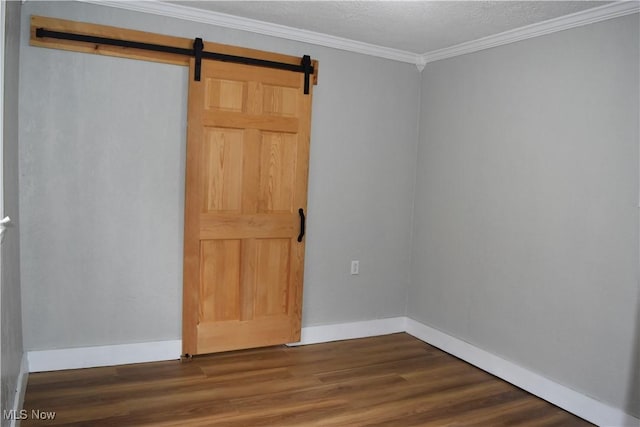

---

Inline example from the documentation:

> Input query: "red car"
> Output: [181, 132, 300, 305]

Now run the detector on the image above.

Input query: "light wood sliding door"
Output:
[182, 58, 313, 355]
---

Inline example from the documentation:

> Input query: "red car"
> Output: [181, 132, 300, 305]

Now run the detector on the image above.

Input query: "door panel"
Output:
[259, 132, 298, 213]
[254, 238, 291, 317]
[202, 128, 244, 213]
[183, 58, 313, 355]
[204, 78, 246, 112]
[199, 240, 241, 322]
[263, 85, 299, 116]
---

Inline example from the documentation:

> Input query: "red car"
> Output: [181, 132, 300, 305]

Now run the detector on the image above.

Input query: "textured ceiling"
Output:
[169, 1, 612, 54]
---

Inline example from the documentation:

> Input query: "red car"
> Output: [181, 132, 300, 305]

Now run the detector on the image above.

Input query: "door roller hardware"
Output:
[35, 28, 315, 94]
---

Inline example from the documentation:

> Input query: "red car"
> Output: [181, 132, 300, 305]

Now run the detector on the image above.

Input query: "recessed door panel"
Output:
[199, 240, 241, 322]
[202, 128, 244, 213]
[255, 239, 291, 317]
[259, 132, 298, 214]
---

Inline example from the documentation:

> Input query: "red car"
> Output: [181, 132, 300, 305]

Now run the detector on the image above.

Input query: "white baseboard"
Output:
[10, 353, 29, 427]
[28, 317, 405, 372]
[25, 318, 406, 372]
[27, 340, 181, 372]
[287, 316, 406, 346]
[404, 318, 639, 427]
[24, 318, 638, 426]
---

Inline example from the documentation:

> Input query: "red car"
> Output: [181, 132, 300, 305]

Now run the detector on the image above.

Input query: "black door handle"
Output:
[297, 208, 306, 242]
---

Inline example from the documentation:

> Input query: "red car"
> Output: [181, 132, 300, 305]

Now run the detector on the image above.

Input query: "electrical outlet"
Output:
[350, 260, 359, 275]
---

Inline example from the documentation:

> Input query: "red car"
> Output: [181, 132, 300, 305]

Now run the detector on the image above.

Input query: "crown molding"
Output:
[75, 0, 420, 65]
[72, 0, 638, 70]
[415, 56, 427, 72]
[422, 1, 640, 64]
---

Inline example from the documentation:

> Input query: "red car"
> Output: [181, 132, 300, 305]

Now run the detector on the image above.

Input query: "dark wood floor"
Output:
[22, 333, 592, 426]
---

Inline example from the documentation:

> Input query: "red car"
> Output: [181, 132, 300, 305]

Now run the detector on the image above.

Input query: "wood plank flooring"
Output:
[22, 333, 592, 426]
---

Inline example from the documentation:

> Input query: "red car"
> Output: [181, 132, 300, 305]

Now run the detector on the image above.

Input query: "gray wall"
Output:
[19, 2, 419, 350]
[1, 0, 23, 422]
[409, 14, 639, 416]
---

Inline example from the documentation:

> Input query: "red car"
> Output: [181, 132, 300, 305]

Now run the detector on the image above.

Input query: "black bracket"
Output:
[193, 37, 204, 82]
[301, 55, 312, 95]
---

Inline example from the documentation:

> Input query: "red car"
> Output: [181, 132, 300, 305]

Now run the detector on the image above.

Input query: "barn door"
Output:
[182, 58, 313, 355]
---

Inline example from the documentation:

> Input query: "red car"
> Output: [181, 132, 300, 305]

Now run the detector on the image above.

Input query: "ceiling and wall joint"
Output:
[67, 0, 639, 72]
